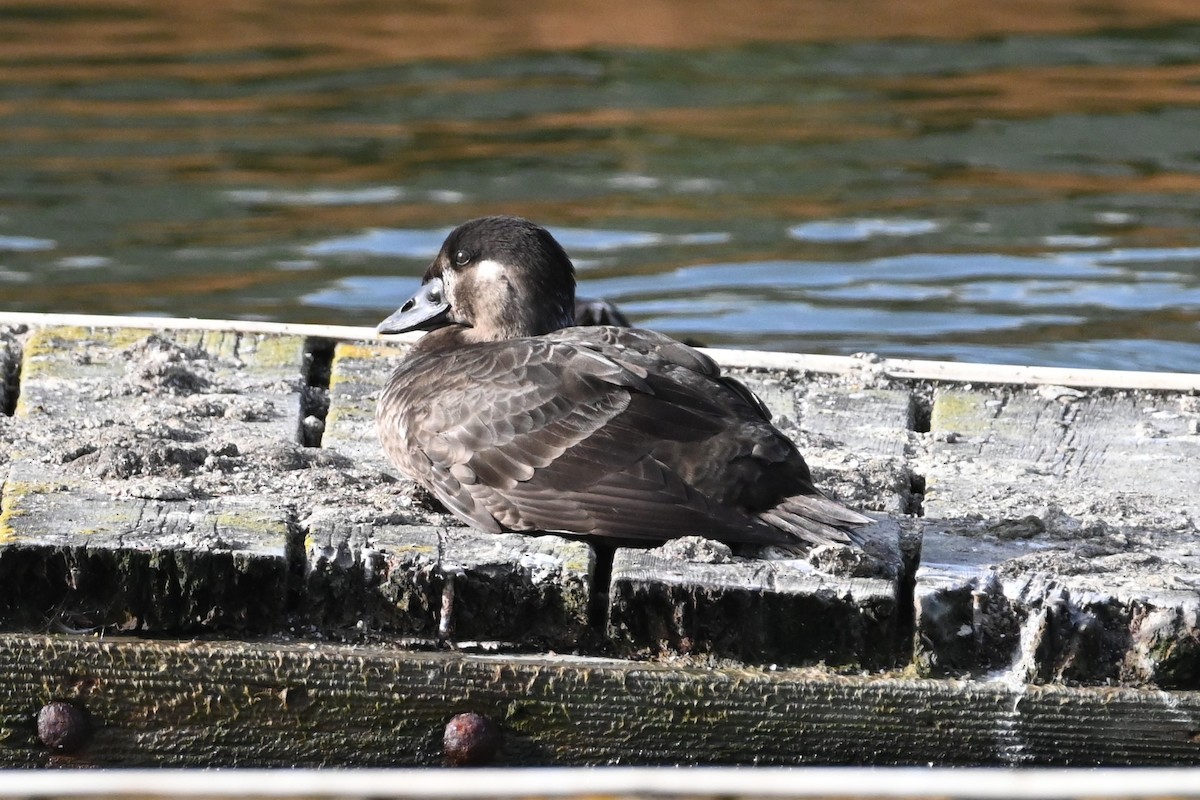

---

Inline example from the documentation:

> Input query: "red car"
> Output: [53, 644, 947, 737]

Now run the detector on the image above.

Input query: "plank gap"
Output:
[906, 472, 926, 517]
[299, 337, 336, 447]
[0, 329, 21, 416]
[284, 511, 309, 619]
[896, 517, 922, 664]
[909, 388, 932, 434]
[587, 540, 616, 638]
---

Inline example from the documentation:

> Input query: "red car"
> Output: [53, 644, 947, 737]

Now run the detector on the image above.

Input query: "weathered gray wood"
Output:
[801, 386, 915, 462]
[0, 326, 306, 634]
[799, 385, 917, 517]
[915, 387, 1200, 686]
[1, 634, 1198, 767]
[924, 387, 1200, 522]
[15, 326, 303, 422]
[725, 370, 915, 461]
[711, 343, 1200, 392]
[321, 340, 409, 474]
[607, 522, 905, 668]
[0, 461, 291, 633]
[7, 327, 305, 481]
[304, 509, 594, 647]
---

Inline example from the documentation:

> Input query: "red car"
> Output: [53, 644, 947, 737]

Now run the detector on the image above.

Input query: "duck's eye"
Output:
[452, 249, 472, 267]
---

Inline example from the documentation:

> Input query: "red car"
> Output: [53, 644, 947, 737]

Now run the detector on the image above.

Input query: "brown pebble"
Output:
[443, 712, 501, 766]
[37, 701, 90, 753]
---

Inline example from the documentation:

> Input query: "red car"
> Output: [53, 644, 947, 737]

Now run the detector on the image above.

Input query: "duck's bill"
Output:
[377, 277, 451, 334]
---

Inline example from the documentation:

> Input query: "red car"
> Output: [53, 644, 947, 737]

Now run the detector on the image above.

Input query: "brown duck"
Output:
[376, 215, 869, 547]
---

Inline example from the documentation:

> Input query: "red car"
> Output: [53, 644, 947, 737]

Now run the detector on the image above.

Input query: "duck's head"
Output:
[378, 216, 577, 342]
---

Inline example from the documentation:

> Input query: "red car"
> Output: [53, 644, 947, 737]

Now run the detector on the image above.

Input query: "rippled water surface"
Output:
[2, 1, 1200, 370]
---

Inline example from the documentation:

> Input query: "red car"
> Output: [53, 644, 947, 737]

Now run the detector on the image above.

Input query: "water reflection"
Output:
[1, 1, 1199, 370]
[788, 220, 942, 243]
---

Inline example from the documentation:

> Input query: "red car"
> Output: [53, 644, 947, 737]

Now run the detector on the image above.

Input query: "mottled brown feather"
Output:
[379, 325, 867, 546]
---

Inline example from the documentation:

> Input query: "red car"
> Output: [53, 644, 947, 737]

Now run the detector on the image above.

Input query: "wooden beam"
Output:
[1, 635, 1198, 768]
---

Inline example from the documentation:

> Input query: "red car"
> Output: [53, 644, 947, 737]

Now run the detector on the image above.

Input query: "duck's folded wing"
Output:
[551, 325, 775, 421]
[398, 338, 787, 544]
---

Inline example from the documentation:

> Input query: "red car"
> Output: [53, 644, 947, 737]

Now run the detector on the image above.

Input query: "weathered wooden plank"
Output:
[320, 340, 409, 475]
[0, 326, 307, 634]
[15, 327, 303, 422]
[7, 327, 306, 478]
[799, 385, 917, 517]
[607, 522, 905, 668]
[0, 312, 405, 346]
[0, 463, 291, 633]
[712, 344, 1200, 392]
[1, 634, 1199, 767]
[723, 371, 914, 461]
[915, 387, 1200, 686]
[801, 386, 915, 462]
[926, 388, 1200, 520]
[304, 510, 594, 648]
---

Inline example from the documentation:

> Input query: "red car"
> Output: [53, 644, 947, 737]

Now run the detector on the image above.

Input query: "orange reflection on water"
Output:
[4, 0, 1200, 68]
[870, 63, 1200, 123]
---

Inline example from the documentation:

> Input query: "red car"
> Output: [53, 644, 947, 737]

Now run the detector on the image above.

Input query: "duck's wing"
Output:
[548, 327, 871, 546]
[380, 334, 790, 545]
[551, 325, 775, 421]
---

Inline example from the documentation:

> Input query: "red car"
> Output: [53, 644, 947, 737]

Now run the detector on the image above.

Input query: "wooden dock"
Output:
[0, 311, 1198, 767]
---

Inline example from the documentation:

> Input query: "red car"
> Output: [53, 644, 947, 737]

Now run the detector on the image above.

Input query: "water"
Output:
[2, 2, 1200, 371]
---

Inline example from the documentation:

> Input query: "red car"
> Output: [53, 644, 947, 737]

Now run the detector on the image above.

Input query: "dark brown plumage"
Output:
[376, 215, 869, 547]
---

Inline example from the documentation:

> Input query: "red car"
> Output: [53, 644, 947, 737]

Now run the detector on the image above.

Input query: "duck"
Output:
[375, 215, 870, 548]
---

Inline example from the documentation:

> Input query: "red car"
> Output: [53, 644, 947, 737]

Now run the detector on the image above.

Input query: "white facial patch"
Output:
[440, 268, 457, 298]
[474, 258, 508, 283]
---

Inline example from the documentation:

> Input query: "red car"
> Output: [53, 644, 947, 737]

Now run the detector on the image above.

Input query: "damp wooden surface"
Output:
[916, 387, 1200, 686]
[0, 312, 1199, 767]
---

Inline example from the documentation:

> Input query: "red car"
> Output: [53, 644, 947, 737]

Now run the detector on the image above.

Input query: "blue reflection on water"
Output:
[0, 235, 56, 252]
[304, 225, 730, 258]
[788, 218, 941, 243]
[304, 229, 1200, 332]
[305, 229, 453, 257]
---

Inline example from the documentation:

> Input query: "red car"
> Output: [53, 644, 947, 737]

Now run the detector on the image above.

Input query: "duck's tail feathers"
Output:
[759, 494, 872, 549]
